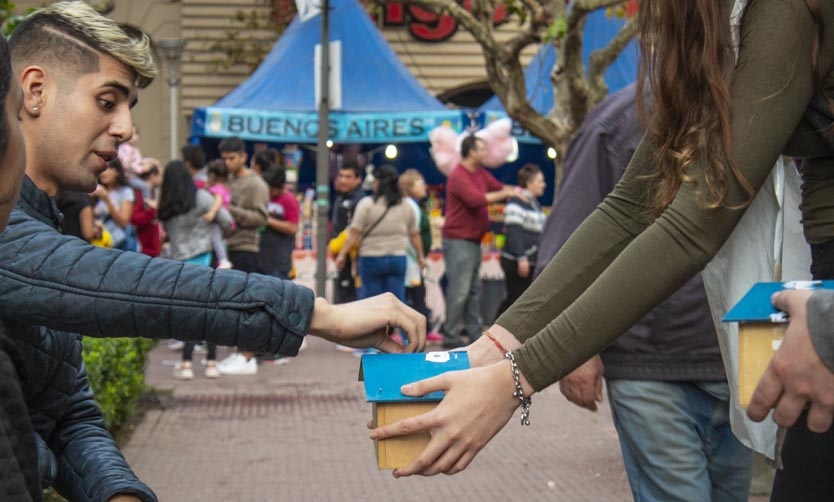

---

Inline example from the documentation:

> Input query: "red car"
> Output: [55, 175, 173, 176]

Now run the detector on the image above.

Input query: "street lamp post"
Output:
[315, 0, 330, 297]
[157, 39, 187, 161]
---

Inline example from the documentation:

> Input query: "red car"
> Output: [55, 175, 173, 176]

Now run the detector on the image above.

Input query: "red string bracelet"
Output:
[484, 330, 508, 354]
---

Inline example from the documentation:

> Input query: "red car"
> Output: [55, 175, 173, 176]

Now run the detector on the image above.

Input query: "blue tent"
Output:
[478, 8, 639, 144]
[189, 0, 461, 145]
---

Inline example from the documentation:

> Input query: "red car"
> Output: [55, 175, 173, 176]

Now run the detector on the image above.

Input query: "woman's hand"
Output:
[309, 294, 426, 353]
[465, 324, 521, 368]
[202, 209, 218, 223]
[370, 359, 528, 476]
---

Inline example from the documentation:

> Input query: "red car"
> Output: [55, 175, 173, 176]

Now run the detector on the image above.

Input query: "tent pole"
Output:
[315, 0, 331, 297]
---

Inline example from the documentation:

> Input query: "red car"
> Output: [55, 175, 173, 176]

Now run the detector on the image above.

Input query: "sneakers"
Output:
[204, 361, 220, 379]
[216, 259, 233, 270]
[217, 352, 257, 375]
[259, 356, 291, 366]
[168, 339, 185, 351]
[173, 361, 194, 380]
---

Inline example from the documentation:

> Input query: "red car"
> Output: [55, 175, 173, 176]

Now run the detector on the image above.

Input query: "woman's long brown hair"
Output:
[636, 0, 827, 217]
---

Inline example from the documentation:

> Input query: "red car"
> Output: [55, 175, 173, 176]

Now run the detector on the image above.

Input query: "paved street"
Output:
[123, 337, 772, 501]
[123, 337, 632, 501]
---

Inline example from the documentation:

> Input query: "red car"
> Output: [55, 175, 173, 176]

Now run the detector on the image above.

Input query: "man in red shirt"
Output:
[441, 135, 516, 349]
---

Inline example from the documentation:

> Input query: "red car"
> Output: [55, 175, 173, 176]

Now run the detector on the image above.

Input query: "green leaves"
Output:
[82, 337, 156, 430]
[545, 16, 567, 42]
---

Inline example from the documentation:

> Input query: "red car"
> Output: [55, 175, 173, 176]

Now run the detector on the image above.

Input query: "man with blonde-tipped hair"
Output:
[10, 1, 156, 197]
[0, 2, 425, 501]
[5, 4, 159, 501]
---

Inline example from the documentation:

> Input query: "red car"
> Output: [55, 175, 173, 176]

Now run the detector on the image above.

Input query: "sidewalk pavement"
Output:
[122, 338, 769, 501]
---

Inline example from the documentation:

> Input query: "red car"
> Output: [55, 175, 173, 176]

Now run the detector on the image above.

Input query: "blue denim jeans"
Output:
[357, 255, 406, 301]
[607, 380, 753, 502]
[441, 238, 482, 344]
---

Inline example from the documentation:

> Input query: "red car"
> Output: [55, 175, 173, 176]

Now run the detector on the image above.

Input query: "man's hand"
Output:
[559, 355, 604, 411]
[309, 294, 426, 353]
[747, 290, 834, 432]
[503, 185, 520, 199]
[517, 258, 530, 279]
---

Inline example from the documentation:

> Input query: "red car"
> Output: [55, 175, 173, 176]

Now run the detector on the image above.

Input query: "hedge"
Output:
[81, 337, 157, 431]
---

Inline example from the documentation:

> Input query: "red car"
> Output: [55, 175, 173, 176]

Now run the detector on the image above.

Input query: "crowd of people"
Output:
[0, 0, 831, 501]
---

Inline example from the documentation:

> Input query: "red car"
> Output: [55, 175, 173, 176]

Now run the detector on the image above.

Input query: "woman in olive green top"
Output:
[371, 0, 834, 491]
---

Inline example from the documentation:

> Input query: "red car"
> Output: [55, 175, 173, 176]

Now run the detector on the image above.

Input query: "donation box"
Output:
[723, 280, 834, 407]
[360, 351, 469, 469]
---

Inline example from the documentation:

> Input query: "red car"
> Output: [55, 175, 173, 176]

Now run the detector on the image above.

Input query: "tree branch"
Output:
[587, 17, 636, 103]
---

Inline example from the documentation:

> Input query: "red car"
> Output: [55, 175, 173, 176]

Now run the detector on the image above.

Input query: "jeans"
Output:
[182, 341, 216, 362]
[261, 269, 290, 280]
[441, 238, 482, 344]
[607, 380, 753, 502]
[357, 255, 406, 301]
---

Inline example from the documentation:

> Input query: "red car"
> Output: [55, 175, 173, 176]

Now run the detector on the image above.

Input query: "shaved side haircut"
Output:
[8, 1, 157, 88]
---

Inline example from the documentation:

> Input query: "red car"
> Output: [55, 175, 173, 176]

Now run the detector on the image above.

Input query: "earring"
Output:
[31, 106, 39, 116]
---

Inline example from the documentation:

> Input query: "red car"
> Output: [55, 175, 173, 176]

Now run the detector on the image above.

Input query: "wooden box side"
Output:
[374, 402, 437, 470]
[738, 322, 786, 408]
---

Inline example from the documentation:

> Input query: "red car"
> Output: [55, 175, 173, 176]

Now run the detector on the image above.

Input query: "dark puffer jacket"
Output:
[9, 322, 156, 502]
[1, 177, 314, 353]
[2, 177, 315, 500]
[0, 325, 41, 502]
[6, 178, 156, 501]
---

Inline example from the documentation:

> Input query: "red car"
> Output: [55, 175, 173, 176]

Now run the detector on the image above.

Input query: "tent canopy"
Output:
[190, 0, 460, 145]
[478, 9, 638, 143]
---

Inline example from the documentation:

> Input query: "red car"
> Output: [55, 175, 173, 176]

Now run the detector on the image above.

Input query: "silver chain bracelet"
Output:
[504, 350, 531, 426]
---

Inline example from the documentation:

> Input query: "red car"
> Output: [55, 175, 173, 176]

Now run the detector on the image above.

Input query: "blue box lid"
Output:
[360, 352, 470, 403]
[722, 280, 834, 322]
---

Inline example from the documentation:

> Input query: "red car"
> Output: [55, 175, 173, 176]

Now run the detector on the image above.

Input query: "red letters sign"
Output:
[375, 1, 509, 42]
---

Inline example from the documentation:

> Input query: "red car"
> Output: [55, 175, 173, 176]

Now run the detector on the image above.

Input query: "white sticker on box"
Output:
[770, 312, 789, 323]
[425, 352, 450, 363]
[783, 280, 822, 290]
